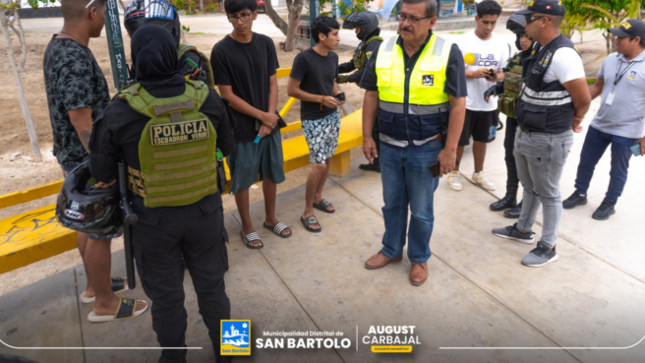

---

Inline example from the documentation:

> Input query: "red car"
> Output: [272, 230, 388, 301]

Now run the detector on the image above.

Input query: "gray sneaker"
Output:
[492, 223, 534, 244]
[521, 241, 558, 267]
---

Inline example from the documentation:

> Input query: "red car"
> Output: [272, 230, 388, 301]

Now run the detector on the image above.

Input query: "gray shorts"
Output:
[61, 163, 123, 240]
[226, 131, 286, 195]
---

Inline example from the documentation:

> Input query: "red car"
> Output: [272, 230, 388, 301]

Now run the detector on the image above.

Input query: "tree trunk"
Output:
[199, 0, 203, 11]
[265, 0, 288, 35]
[9, 11, 27, 71]
[1, 12, 42, 162]
[283, 0, 303, 51]
[603, 32, 610, 52]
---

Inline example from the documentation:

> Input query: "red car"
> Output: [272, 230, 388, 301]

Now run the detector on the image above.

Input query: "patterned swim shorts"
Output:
[301, 111, 341, 164]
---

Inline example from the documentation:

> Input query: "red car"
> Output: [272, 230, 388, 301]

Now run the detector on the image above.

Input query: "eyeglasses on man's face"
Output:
[399, 13, 430, 25]
[524, 14, 549, 25]
[228, 12, 252, 23]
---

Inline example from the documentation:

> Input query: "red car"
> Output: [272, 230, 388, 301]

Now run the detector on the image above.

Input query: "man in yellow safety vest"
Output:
[360, 0, 467, 286]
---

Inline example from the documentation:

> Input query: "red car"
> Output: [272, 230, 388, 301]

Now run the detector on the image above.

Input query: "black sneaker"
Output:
[359, 162, 381, 173]
[592, 201, 616, 220]
[521, 241, 558, 267]
[492, 223, 534, 244]
[504, 201, 522, 219]
[563, 191, 587, 209]
[490, 195, 517, 211]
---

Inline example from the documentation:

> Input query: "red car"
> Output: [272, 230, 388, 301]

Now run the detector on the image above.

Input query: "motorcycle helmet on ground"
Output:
[342, 11, 380, 41]
[124, 0, 181, 47]
[56, 162, 123, 235]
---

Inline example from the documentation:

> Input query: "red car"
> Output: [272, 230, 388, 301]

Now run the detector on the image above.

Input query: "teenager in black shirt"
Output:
[288, 16, 345, 233]
[211, 0, 292, 248]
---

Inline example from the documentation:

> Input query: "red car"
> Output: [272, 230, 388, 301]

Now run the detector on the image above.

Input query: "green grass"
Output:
[449, 31, 466, 35]
[586, 78, 597, 84]
[195, 32, 205, 35]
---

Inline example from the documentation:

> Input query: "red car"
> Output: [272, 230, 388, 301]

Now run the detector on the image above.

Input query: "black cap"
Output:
[517, 0, 566, 17]
[608, 19, 645, 39]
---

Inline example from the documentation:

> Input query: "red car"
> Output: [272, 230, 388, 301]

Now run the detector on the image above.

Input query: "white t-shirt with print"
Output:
[457, 30, 510, 111]
[542, 47, 586, 84]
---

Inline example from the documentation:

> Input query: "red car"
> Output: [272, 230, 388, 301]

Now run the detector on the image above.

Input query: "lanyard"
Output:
[614, 59, 637, 86]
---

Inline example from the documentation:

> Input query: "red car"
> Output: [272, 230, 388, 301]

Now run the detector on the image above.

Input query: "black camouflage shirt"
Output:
[43, 36, 110, 167]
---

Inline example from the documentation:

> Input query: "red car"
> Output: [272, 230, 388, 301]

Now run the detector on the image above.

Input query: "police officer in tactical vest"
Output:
[124, 0, 215, 87]
[485, 14, 534, 218]
[492, 0, 591, 268]
[89, 26, 234, 363]
[360, 0, 467, 286]
[338, 11, 384, 172]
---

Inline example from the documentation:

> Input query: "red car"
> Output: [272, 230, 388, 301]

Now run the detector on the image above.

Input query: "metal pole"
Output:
[104, 0, 128, 90]
[331, 0, 337, 19]
[309, 0, 319, 47]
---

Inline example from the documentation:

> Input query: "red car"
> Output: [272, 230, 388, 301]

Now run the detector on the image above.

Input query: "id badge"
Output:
[605, 91, 616, 105]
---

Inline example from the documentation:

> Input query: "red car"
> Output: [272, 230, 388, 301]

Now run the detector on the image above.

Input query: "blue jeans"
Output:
[574, 126, 638, 205]
[380, 140, 442, 263]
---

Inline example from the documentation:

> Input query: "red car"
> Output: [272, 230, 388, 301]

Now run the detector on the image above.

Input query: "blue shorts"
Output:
[302, 111, 341, 164]
[61, 163, 123, 240]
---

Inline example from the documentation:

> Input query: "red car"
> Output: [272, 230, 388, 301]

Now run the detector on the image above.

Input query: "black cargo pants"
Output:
[132, 193, 231, 363]
[505, 117, 520, 193]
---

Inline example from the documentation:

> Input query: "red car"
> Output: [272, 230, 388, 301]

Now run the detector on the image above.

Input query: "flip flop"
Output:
[87, 298, 148, 323]
[301, 215, 321, 233]
[80, 277, 129, 304]
[263, 222, 292, 238]
[240, 230, 264, 249]
[313, 199, 335, 214]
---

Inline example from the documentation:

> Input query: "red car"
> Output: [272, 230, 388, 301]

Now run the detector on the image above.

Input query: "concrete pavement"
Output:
[1, 98, 644, 362]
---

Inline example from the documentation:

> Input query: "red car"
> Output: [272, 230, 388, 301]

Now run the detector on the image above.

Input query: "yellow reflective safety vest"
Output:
[376, 33, 451, 104]
[375, 33, 452, 141]
[119, 80, 219, 208]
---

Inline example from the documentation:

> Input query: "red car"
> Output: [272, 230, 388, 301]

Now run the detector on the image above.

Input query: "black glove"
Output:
[484, 82, 504, 101]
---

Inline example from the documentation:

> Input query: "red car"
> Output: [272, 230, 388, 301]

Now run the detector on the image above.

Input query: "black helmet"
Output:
[342, 11, 380, 41]
[507, 13, 526, 34]
[56, 162, 123, 235]
[124, 0, 181, 47]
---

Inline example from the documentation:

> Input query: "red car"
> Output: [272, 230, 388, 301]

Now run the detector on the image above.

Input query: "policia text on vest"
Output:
[150, 119, 210, 145]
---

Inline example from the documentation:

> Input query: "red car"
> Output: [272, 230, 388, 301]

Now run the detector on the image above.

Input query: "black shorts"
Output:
[458, 109, 499, 146]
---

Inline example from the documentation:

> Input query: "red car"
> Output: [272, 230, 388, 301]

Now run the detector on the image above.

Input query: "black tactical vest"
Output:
[516, 35, 579, 134]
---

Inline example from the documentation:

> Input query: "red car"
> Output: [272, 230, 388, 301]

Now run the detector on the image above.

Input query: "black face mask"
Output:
[130, 24, 185, 88]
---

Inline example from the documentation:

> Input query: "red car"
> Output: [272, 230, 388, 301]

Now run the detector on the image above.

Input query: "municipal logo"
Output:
[422, 75, 434, 86]
[541, 51, 553, 67]
[221, 320, 251, 356]
[628, 70, 638, 80]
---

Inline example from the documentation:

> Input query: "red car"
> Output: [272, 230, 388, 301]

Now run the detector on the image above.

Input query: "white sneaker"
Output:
[447, 171, 462, 191]
[473, 171, 496, 191]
